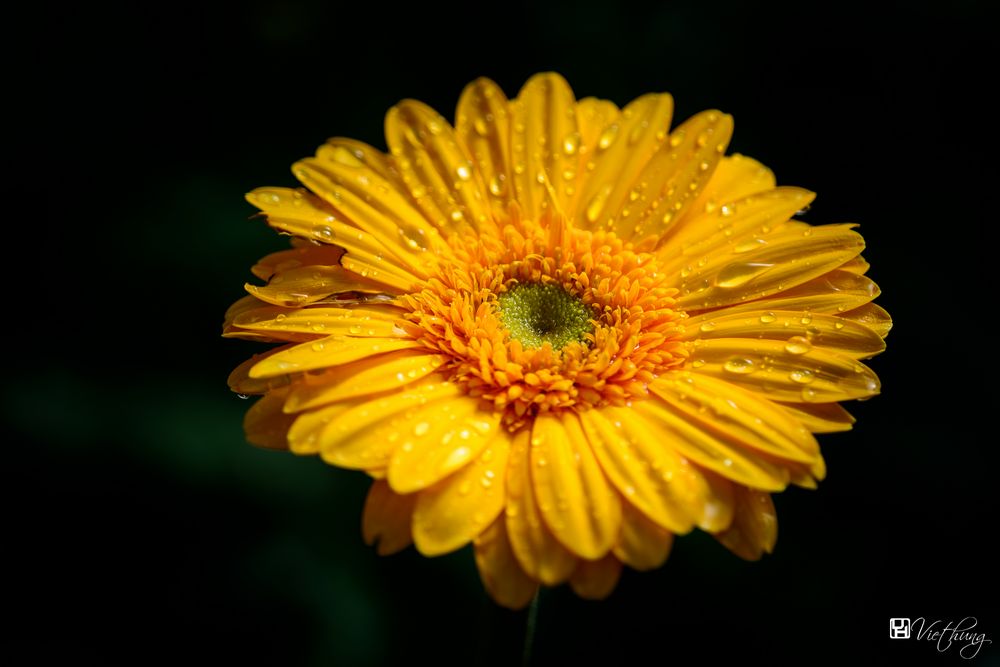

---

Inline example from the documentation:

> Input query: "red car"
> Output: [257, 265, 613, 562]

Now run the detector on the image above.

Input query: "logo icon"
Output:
[890, 618, 911, 639]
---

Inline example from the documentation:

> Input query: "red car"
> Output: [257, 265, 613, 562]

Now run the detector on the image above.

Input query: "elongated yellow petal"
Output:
[686, 338, 880, 403]
[505, 429, 577, 585]
[613, 502, 674, 571]
[385, 99, 490, 234]
[227, 350, 291, 395]
[660, 187, 815, 275]
[676, 224, 865, 310]
[388, 398, 501, 493]
[509, 73, 579, 221]
[232, 304, 407, 340]
[243, 389, 294, 450]
[284, 350, 448, 411]
[580, 408, 703, 533]
[249, 335, 421, 378]
[685, 154, 776, 221]
[412, 430, 511, 556]
[245, 265, 392, 307]
[474, 517, 539, 610]
[286, 397, 368, 454]
[249, 243, 345, 281]
[292, 155, 449, 272]
[530, 413, 622, 559]
[362, 480, 416, 556]
[633, 397, 791, 491]
[650, 373, 821, 465]
[456, 77, 512, 216]
[569, 554, 622, 600]
[776, 401, 856, 433]
[687, 269, 881, 318]
[575, 97, 619, 151]
[840, 302, 893, 338]
[631, 110, 733, 245]
[577, 93, 674, 234]
[682, 309, 886, 359]
[713, 486, 778, 560]
[310, 380, 461, 468]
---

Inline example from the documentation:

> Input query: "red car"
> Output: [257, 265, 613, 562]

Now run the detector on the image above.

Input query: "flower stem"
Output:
[521, 590, 540, 667]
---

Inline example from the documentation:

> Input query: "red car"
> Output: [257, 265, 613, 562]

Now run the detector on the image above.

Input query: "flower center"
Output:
[496, 282, 594, 351]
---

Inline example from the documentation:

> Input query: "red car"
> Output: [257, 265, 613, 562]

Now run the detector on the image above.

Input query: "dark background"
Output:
[22, 0, 996, 664]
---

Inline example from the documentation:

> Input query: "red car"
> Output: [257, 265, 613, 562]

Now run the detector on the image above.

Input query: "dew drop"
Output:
[312, 224, 334, 240]
[586, 184, 613, 223]
[456, 164, 472, 181]
[715, 262, 773, 288]
[784, 336, 812, 355]
[414, 422, 430, 436]
[789, 369, 815, 384]
[237, 394, 249, 400]
[699, 321, 717, 333]
[597, 124, 619, 150]
[562, 132, 580, 155]
[759, 312, 776, 324]
[723, 357, 756, 374]
[489, 174, 507, 196]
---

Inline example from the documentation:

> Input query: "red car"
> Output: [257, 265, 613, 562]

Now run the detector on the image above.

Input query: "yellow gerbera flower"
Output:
[224, 73, 890, 609]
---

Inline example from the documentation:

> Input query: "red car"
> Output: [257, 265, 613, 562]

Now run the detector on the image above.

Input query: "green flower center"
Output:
[497, 282, 594, 350]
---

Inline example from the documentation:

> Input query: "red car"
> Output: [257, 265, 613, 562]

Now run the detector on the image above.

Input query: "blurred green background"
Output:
[27, 0, 996, 664]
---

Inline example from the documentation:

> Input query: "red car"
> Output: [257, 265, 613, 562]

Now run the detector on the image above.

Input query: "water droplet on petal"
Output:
[723, 357, 756, 374]
[784, 336, 813, 355]
[789, 369, 815, 384]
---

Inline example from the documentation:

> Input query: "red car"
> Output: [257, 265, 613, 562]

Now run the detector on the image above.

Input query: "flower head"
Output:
[224, 73, 890, 608]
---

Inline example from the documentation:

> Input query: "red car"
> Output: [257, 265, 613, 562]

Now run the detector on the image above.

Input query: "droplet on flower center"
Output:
[496, 282, 594, 351]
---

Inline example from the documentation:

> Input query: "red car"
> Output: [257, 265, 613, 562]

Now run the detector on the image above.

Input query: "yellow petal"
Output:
[686, 269, 881, 318]
[510, 72, 580, 220]
[286, 396, 372, 454]
[714, 486, 778, 560]
[632, 110, 733, 245]
[685, 338, 880, 403]
[227, 350, 291, 395]
[569, 554, 622, 600]
[685, 154, 776, 220]
[474, 517, 539, 611]
[243, 389, 294, 450]
[505, 429, 577, 586]
[388, 398, 501, 493]
[651, 373, 821, 467]
[577, 93, 674, 233]
[232, 304, 408, 339]
[683, 309, 885, 359]
[249, 243, 345, 281]
[612, 502, 674, 571]
[245, 265, 392, 307]
[292, 155, 448, 273]
[362, 479, 416, 556]
[412, 430, 512, 556]
[839, 302, 892, 338]
[660, 187, 815, 275]
[575, 97, 619, 158]
[837, 255, 870, 275]
[384, 99, 490, 234]
[249, 335, 422, 378]
[776, 401, 855, 433]
[284, 350, 448, 411]
[676, 223, 865, 310]
[633, 395, 792, 491]
[455, 77, 512, 216]
[579, 407, 704, 533]
[530, 413, 622, 559]
[310, 379, 461, 469]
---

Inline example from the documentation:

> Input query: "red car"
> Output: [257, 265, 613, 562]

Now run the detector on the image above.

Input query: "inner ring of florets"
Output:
[496, 282, 596, 351]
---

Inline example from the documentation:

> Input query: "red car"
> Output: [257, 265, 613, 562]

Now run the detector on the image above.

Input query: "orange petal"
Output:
[474, 517, 539, 611]
[243, 389, 294, 450]
[227, 350, 291, 395]
[613, 502, 674, 571]
[249, 243, 345, 281]
[388, 399, 501, 493]
[713, 486, 778, 560]
[412, 430, 511, 556]
[384, 99, 490, 234]
[362, 479, 416, 556]
[509, 72, 580, 220]
[245, 265, 392, 307]
[569, 554, 623, 600]
[286, 396, 372, 454]
[505, 429, 577, 586]
[284, 350, 448, 411]
[530, 413, 622, 559]
[685, 153, 776, 221]
[839, 302, 892, 338]
[232, 304, 408, 339]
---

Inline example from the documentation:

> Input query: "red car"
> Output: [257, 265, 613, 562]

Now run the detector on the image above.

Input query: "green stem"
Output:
[521, 591, 540, 667]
